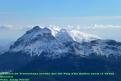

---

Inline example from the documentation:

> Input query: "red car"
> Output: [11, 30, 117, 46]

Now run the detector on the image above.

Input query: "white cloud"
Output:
[1, 23, 121, 32]
[0, 25, 14, 30]
[0, 25, 31, 31]
[88, 24, 121, 29]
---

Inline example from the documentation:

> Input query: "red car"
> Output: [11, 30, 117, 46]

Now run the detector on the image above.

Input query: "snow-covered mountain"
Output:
[1, 26, 121, 81]
[8, 26, 121, 58]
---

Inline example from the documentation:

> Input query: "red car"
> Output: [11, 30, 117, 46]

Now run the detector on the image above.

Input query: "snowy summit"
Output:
[9, 26, 121, 58]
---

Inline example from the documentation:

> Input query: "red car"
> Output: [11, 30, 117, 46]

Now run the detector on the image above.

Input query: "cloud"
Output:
[1, 23, 121, 32]
[49, 24, 121, 30]
[0, 25, 31, 31]
[88, 24, 121, 29]
[0, 25, 14, 30]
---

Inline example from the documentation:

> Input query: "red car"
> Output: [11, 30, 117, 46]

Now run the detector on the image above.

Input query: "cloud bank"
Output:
[1, 24, 121, 31]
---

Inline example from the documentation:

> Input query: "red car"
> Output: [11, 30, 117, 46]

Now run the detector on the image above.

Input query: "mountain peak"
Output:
[33, 26, 41, 30]
[41, 27, 52, 34]
[9, 26, 103, 58]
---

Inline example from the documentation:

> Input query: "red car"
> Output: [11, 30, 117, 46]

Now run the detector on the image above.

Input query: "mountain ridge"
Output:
[8, 26, 121, 58]
[9, 26, 101, 58]
[0, 26, 121, 81]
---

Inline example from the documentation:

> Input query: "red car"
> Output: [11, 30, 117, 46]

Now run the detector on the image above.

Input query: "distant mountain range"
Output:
[0, 26, 121, 81]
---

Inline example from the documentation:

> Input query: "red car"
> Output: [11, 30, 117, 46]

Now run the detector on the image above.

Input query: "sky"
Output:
[0, 0, 121, 44]
[0, 0, 121, 26]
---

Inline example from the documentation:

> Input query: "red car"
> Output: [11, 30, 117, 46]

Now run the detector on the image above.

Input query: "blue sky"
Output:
[0, 0, 121, 43]
[0, 0, 121, 16]
[0, 0, 121, 26]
